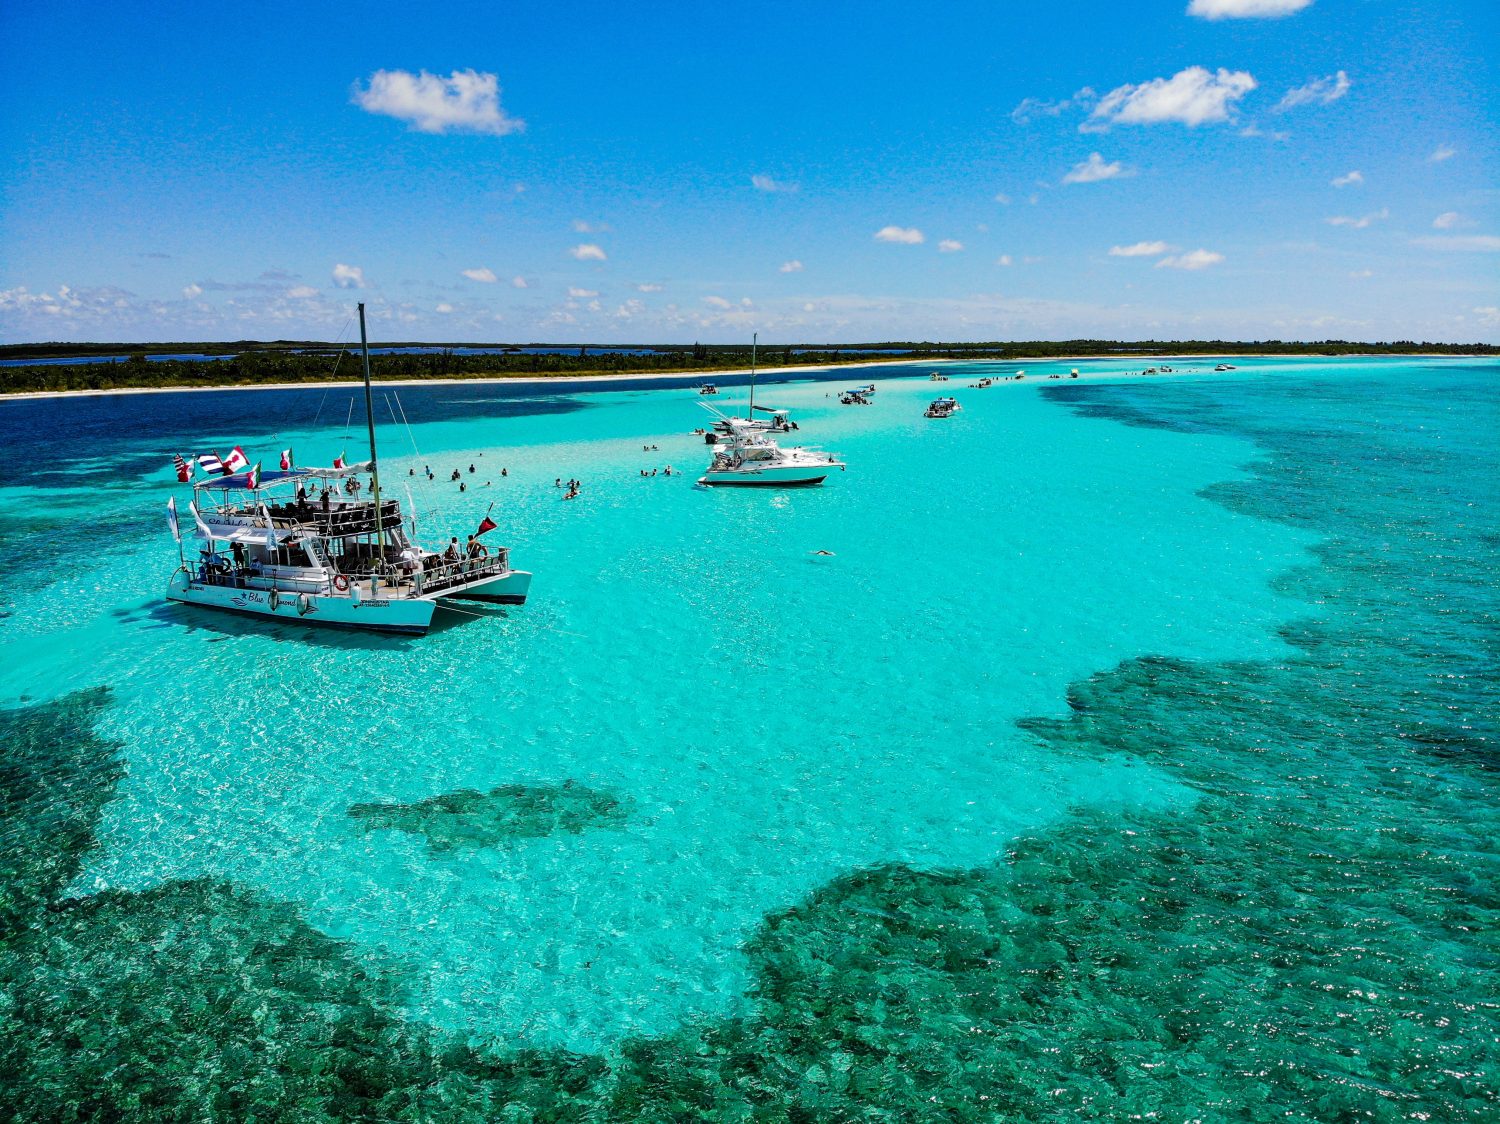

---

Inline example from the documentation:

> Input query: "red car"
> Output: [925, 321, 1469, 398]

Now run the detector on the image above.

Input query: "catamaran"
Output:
[164, 303, 531, 635]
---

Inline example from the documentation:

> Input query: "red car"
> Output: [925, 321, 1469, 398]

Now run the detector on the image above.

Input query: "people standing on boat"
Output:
[444, 538, 461, 563]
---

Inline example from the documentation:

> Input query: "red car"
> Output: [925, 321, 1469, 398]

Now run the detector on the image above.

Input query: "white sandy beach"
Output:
[0, 351, 1443, 403]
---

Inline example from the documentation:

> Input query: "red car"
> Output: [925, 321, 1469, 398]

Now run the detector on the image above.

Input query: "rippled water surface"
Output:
[1, 356, 1495, 1121]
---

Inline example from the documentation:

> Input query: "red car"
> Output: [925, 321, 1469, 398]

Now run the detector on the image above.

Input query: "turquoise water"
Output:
[2, 355, 1496, 1119]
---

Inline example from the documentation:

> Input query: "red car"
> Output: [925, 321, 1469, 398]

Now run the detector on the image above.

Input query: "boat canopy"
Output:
[195, 463, 373, 491]
[196, 522, 298, 544]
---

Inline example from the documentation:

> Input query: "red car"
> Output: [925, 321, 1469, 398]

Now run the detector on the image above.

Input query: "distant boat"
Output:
[924, 397, 960, 418]
[699, 383, 719, 395]
[1215, 363, 1234, 372]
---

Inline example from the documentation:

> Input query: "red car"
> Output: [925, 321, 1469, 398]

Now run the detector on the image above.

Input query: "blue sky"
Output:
[1, 0, 1495, 343]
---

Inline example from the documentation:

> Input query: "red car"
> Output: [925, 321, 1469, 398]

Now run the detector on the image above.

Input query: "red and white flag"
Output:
[223, 446, 249, 473]
[244, 462, 262, 490]
[280, 448, 293, 470]
[173, 454, 193, 482]
[332, 451, 347, 470]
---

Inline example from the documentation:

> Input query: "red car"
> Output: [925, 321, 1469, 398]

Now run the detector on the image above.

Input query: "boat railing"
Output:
[263, 499, 402, 537]
[412, 549, 511, 595]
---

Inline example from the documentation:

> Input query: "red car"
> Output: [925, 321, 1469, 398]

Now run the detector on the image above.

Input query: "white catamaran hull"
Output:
[166, 571, 436, 634]
[440, 569, 533, 604]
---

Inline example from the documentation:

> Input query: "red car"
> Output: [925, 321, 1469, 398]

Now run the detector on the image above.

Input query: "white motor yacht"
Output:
[697, 333, 844, 486]
[924, 396, 960, 418]
[698, 422, 844, 487]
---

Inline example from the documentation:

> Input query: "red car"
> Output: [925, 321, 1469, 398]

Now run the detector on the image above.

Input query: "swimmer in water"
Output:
[811, 550, 835, 556]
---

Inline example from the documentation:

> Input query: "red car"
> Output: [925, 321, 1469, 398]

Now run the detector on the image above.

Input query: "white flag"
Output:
[165, 496, 181, 543]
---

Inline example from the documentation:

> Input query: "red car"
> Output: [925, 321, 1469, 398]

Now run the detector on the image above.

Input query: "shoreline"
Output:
[0, 351, 1488, 403]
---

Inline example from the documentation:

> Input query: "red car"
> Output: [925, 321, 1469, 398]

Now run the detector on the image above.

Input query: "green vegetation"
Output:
[2, 338, 1493, 394]
[348, 781, 633, 852]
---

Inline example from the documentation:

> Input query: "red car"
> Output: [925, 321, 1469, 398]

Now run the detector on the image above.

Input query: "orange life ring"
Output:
[332, 574, 351, 593]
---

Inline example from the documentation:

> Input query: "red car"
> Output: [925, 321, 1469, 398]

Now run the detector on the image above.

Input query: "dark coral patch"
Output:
[0, 687, 123, 932]
[349, 781, 633, 852]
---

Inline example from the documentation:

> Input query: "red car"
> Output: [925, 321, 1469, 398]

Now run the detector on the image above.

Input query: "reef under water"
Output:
[2, 366, 1495, 1121]
[348, 781, 633, 853]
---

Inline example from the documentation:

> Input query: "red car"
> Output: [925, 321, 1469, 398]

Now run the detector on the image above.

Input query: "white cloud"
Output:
[996, 254, 1013, 266]
[569, 244, 607, 261]
[1063, 152, 1131, 184]
[287, 285, 319, 299]
[1326, 208, 1389, 229]
[1429, 145, 1457, 163]
[779, 260, 804, 273]
[332, 263, 365, 289]
[567, 287, 598, 298]
[1088, 66, 1255, 129]
[511, 276, 528, 288]
[434, 303, 454, 314]
[351, 69, 523, 135]
[1474, 306, 1500, 327]
[874, 226, 924, 244]
[1275, 71, 1350, 112]
[1413, 235, 1500, 252]
[462, 267, 498, 283]
[938, 240, 964, 253]
[1188, 0, 1313, 18]
[751, 173, 799, 193]
[1349, 269, 1374, 279]
[1432, 212, 1469, 229]
[1110, 240, 1175, 257]
[1011, 88, 1096, 124]
[1156, 249, 1225, 270]
[1239, 123, 1290, 141]
[994, 192, 1012, 205]
[1331, 170, 1363, 187]
[636, 282, 663, 292]
[571, 219, 610, 233]
[703, 295, 733, 309]
[182, 283, 203, 299]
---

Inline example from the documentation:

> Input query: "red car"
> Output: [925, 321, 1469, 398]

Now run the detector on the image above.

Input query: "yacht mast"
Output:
[748, 332, 757, 418]
[358, 302, 385, 568]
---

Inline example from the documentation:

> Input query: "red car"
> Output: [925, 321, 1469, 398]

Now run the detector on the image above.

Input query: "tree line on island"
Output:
[1, 338, 1493, 394]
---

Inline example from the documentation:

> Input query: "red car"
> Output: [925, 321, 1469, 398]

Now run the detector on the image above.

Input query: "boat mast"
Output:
[358, 302, 385, 570]
[748, 332, 757, 418]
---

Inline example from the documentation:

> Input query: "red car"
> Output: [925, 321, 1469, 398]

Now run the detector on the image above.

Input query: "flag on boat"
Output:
[165, 496, 181, 542]
[244, 462, 262, 490]
[280, 447, 293, 470]
[189, 499, 213, 539]
[332, 451, 347, 470]
[198, 451, 224, 475]
[173, 453, 193, 482]
[475, 515, 498, 536]
[224, 446, 250, 473]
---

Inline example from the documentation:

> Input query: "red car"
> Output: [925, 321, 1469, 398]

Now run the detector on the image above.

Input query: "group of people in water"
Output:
[407, 461, 509, 493]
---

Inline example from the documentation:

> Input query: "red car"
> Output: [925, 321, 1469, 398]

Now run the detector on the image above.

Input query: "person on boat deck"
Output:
[399, 545, 420, 575]
[466, 535, 486, 560]
[320, 488, 330, 513]
[443, 537, 461, 563]
[231, 542, 246, 570]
